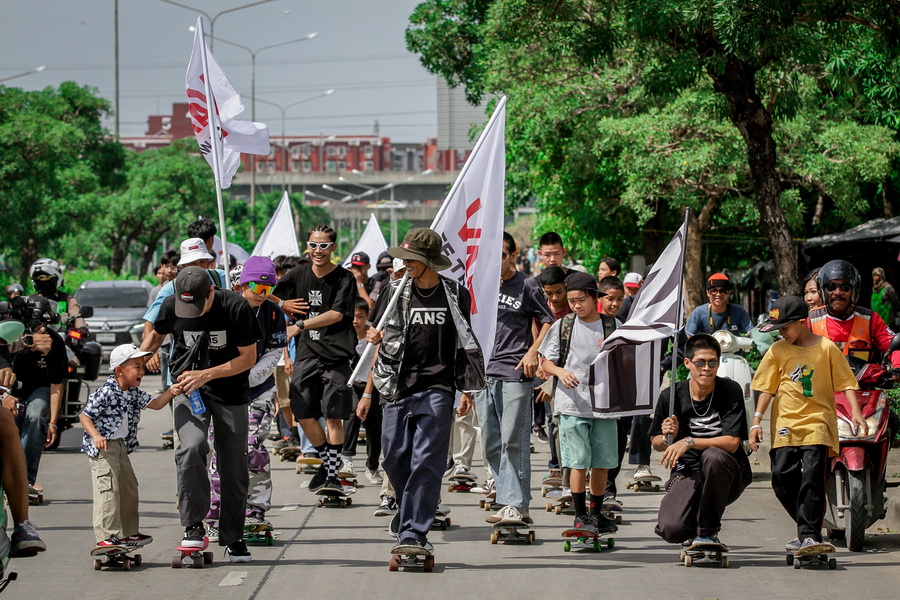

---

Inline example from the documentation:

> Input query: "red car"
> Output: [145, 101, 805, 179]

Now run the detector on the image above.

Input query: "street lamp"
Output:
[339, 176, 378, 192]
[0, 65, 45, 84]
[161, 0, 275, 50]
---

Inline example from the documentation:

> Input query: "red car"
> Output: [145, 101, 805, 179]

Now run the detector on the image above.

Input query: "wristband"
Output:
[0, 392, 7, 402]
[278, 298, 285, 308]
[362, 393, 372, 399]
[753, 411, 764, 419]
[49, 423, 57, 429]
[749, 424, 762, 431]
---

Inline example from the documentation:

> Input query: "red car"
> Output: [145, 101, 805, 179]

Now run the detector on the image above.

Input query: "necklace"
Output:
[690, 385, 715, 418]
[414, 281, 439, 298]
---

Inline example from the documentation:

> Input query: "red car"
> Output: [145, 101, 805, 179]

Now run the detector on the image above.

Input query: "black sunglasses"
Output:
[690, 359, 720, 369]
[824, 282, 852, 293]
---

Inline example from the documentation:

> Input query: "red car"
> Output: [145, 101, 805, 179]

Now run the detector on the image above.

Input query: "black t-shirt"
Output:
[249, 298, 288, 399]
[273, 263, 357, 365]
[13, 328, 67, 400]
[370, 279, 464, 398]
[0, 345, 11, 372]
[155, 289, 261, 406]
[488, 271, 554, 381]
[649, 377, 751, 478]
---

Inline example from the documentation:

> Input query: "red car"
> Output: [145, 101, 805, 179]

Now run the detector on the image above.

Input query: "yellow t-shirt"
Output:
[751, 336, 858, 455]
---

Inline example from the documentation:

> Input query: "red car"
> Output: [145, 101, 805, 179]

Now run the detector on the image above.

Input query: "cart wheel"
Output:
[490, 531, 499, 544]
[684, 554, 693, 567]
[389, 555, 399, 571]
[607, 538, 615, 549]
[123, 557, 132, 571]
[134, 553, 143, 566]
[563, 540, 571, 552]
[786, 554, 794, 566]
[720, 555, 729, 568]
[203, 551, 214, 565]
[828, 558, 837, 570]
[423, 555, 435, 572]
[171, 556, 182, 569]
[94, 559, 102, 570]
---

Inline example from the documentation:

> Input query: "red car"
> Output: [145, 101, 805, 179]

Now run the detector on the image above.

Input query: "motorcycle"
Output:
[711, 330, 756, 453]
[823, 350, 896, 551]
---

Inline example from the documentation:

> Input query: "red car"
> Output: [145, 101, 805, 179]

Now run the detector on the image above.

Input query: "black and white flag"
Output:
[589, 220, 687, 417]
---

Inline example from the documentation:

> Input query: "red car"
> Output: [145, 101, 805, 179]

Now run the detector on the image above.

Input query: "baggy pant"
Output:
[342, 381, 383, 472]
[381, 388, 453, 544]
[174, 395, 249, 547]
[450, 404, 479, 471]
[605, 417, 631, 497]
[89, 439, 139, 542]
[770, 445, 828, 541]
[16, 386, 49, 485]
[655, 447, 750, 543]
[628, 414, 653, 466]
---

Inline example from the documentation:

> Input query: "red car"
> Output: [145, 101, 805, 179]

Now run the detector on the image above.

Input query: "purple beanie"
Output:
[240, 256, 277, 285]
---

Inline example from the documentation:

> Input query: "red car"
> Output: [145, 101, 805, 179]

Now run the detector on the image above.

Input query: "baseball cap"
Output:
[177, 237, 214, 266]
[240, 256, 277, 285]
[759, 295, 809, 333]
[563, 272, 607, 296]
[350, 251, 370, 266]
[624, 272, 642, 288]
[110, 344, 152, 370]
[706, 272, 733, 291]
[174, 266, 213, 318]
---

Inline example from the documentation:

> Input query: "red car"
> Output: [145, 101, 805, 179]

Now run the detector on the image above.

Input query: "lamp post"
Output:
[161, 0, 275, 50]
[0, 64, 45, 84]
[358, 169, 433, 246]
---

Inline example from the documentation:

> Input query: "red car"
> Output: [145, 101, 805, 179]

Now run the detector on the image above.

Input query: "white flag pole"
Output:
[666, 208, 691, 445]
[196, 16, 230, 273]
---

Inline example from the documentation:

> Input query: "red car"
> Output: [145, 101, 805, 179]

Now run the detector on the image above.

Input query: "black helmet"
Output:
[816, 259, 860, 305]
[5, 283, 23, 299]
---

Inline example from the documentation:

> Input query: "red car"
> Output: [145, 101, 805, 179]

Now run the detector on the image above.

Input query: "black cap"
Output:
[174, 266, 212, 318]
[376, 251, 392, 270]
[563, 272, 606, 296]
[350, 251, 370, 266]
[759, 295, 809, 333]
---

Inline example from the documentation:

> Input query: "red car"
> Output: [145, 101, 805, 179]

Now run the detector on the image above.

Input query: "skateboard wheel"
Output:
[684, 555, 693, 567]
[193, 555, 203, 568]
[607, 538, 615, 549]
[680, 550, 686, 561]
[720, 555, 729, 568]
[545, 504, 552, 512]
[828, 558, 837, 570]
[793, 560, 801, 569]
[593, 541, 601, 552]
[653, 485, 660, 492]
[266, 535, 275, 547]
[614, 515, 622, 524]
[389, 555, 399, 571]
[123, 557, 132, 571]
[423, 555, 435, 572]
[490, 531, 499, 544]
[445, 517, 451, 526]
[316, 500, 323, 508]
[554, 506, 562, 515]
[346, 498, 352, 506]
[94, 558, 102, 570]
[563, 540, 571, 552]
[204, 551, 214, 565]
[171, 556, 182, 569]
[525, 532, 533, 545]
[786, 554, 794, 566]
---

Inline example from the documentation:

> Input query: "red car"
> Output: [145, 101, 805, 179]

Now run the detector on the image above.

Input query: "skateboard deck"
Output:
[786, 543, 837, 569]
[561, 528, 615, 552]
[243, 523, 275, 546]
[389, 543, 434, 572]
[545, 490, 573, 515]
[171, 538, 213, 569]
[490, 519, 535, 544]
[28, 484, 43, 506]
[682, 542, 729, 568]
[295, 454, 323, 465]
[279, 447, 302, 462]
[626, 475, 661, 492]
[91, 544, 143, 570]
[161, 433, 174, 449]
[315, 487, 353, 508]
[447, 473, 476, 493]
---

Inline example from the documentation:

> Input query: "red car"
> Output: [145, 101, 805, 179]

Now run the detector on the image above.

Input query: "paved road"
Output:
[9, 374, 900, 599]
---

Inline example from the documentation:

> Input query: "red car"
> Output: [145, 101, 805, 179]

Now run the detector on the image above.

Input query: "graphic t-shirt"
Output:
[751, 337, 858, 455]
[154, 289, 261, 406]
[488, 272, 554, 381]
[274, 263, 356, 365]
[649, 377, 751, 479]
[13, 328, 67, 400]
[249, 298, 288, 398]
[539, 316, 607, 418]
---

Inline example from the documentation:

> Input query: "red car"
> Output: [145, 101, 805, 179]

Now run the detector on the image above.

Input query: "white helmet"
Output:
[30, 258, 64, 289]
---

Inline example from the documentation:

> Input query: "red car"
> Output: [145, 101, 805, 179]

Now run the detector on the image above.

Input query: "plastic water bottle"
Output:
[188, 389, 206, 415]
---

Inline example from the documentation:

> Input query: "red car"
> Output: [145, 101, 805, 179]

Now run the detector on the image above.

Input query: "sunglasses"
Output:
[307, 242, 334, 251]
[690, 359, 720, 369]
[824, 282, 852, 293]
[708, 288, 729, 295]
[246, 281, 274, 296]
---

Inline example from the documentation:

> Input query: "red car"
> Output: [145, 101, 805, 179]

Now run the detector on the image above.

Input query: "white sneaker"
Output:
[471, 479, 495, 496]
[338, 459, 356, 478]
[366, 469, 383, 485]
[634, 465, 653, 479]
[452, 465, 473, 479]
[485, 505, 524, 524]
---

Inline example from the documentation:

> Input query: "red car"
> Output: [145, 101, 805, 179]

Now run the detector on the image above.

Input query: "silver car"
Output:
[76, 280, 154, 362]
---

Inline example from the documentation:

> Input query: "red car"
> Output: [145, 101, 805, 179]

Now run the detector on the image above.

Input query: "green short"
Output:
[558, 414, 618, 470]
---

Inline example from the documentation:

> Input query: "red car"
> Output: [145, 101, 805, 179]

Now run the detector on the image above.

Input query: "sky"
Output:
[0, 0, 438, 142]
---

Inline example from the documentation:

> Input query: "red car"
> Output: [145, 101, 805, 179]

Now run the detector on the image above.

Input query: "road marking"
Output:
[280, 504, 299, 511]
[219, 571, 249, 587]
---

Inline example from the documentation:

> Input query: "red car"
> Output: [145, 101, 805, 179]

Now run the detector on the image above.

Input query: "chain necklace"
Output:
[414, 280, 439, 298]
[690, 384, 715, 418]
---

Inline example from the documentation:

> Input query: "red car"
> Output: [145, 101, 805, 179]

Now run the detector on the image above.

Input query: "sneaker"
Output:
[602, 493, 623, 511]
[572, 515, 598, 535]
[532, 424, 549, 443]
[435, 503, 451, 517]
[272, 437, 289, 451]
[542, 470, 562, 484]
[389, 511, 401, 537]
[374, 495, 398, 517]
[338, 458, 356, 478]
[486, 505, 524, 524]
[471, 479, 496, 496]
[796, 537, 835, 556]
[182, 523, 206, 548]
[245, 513, 271, 528]
[633, 464, 654, 480]
[692, 534, 728, 551]
[206, 526, 219, 543]
[95, 537, 123, 549]
[161, 429, 173, 438]
[452, 465, 473, 479]
[10, 519, 47, 556]
[591, 513, 618, 534]
[123, 533, 153, 546]
[308, 463, 328, 491]
[785, 538, 801, 552]
[321, 476, 344, 493]
[285, 436, 302, 449]
[226, 539, 252, 563]
[366, 468, 384, 485]
[443, 456, 454, 478]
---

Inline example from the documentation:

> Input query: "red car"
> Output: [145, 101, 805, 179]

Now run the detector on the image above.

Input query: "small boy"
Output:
[81, 344, 182, 549]
[539, 272, 618, 535]
[750, 295, 866, 556]
[537, 266, 571, 319]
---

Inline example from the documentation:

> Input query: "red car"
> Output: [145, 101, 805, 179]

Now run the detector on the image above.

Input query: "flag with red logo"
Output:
[431, 97, 506, 366]
[185, 17, 270, 189]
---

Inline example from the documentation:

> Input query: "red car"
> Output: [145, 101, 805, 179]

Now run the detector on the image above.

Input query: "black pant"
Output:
[770, 445, 828, 541]
[532, 390, 546, 427]
[605, 417, 631, 497]
[655, 447, 750, 543]
[342, 381, 383, 472]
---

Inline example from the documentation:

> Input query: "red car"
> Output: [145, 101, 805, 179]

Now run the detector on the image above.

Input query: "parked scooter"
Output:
[711, 330, 756, 453]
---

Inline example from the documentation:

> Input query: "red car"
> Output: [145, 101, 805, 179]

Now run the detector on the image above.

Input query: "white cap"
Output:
[624, 272, 642, 288]
[177, 237, 214, 266]
[110, 344, 152, 370]
[392, 257, 405, 272]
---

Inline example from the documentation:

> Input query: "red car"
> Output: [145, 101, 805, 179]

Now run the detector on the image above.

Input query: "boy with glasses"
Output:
[649, 334, 752, 549]
[685, 273, 752, 336]
[274, 225, 358, 494]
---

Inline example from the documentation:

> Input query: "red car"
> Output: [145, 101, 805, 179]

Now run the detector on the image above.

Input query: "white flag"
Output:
[432, 97, 506, 367]
[252, 192, 300, 259]
[589, 219, 688, 417]
[212, 235, 250, 266]
[185, 17, 270, 189]
[343, 213, 388, 277]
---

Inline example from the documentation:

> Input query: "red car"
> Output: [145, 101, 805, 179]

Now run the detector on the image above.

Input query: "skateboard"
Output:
[389, 542, 435, 572]
[28, 484, 44, 506]
[541, 472, 563, 497]
[601, 499, 623, 524]
[447, 473, 476, 493]
[561, 528, 615, 552]
[545, 489, 573, 515]
[432, 505, 452, 530]
[681, 541, 729, 568]
[626, 474, 661, 492]
[786, 543, 837, 570]
[171, 537, 214, 569]
[243, 523, 275, 546]
[90, 544, 143, 570]
[490, 519, 535, 544]
[161, 432, 174, 449]
[315, 486, 353, 508]
[279, 446, 303, 462]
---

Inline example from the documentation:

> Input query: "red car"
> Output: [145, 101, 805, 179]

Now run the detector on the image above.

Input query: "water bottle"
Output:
[188, 389, 206, 415]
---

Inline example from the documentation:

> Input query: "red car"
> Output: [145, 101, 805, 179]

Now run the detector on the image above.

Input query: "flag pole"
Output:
[196, 16, 230, 273]
[667, 208, 691, 445]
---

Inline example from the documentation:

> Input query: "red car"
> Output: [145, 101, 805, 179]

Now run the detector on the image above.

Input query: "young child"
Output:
[537, 266, 571, 319]
[539, 272, 618, 535]
[81, 344, 182, 549]
[750, 295, 865, 556]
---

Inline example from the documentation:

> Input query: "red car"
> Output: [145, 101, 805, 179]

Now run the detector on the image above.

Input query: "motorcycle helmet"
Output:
[5, 283, 23, 299]
[30, 258, 63, 296]
[815, 259, 860, 306]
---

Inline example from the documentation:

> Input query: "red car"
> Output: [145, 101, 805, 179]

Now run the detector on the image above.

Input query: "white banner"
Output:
[185, 17, 270, 189]
[432, 97, 506, 367]
[343, 213, 388, 277]
[252, 192, 300, 259]
[212, 235, 250, 266]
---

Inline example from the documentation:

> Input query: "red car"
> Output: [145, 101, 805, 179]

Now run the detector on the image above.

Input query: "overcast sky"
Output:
[0, 0, 438, 142]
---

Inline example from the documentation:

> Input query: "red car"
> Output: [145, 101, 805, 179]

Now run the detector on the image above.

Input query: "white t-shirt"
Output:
[354, 337, 375, 384]
[539, 316, 606, 418]
[109, 411, 129, 440]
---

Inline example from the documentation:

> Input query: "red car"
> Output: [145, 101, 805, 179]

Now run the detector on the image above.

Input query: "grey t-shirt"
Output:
[487, 271, 554, 381]
[539, 315, 608, 417]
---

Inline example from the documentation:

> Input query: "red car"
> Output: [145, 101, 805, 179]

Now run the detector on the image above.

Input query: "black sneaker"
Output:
[182, 523, 206, 548]
[389, 511, 401, 537]
[320, 476, 344, 494]
[308, 463, 328, 491]
[226, 539, 252, 563]
[572, 515, 598, 535]
[592, 513, 618, 534]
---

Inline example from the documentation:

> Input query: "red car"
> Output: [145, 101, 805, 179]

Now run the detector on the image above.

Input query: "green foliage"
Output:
[886, 388, 900, 442]
[226, 192, 331, 255]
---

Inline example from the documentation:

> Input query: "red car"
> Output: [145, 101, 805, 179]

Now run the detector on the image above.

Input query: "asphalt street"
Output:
[9, 373, 900, 599]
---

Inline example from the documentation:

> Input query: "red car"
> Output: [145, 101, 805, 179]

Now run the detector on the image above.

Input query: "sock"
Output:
[325, 443, 342, 479]
[590, 494, 604, 518]
[573, 492, 587, 517]
[315, 443, 327, 470]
